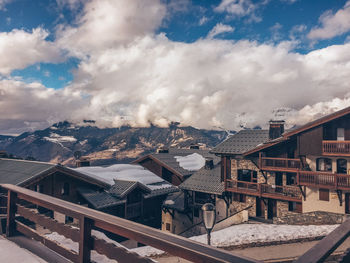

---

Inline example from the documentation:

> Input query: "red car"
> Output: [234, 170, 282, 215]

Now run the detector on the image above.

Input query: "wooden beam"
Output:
[6, 190, 17, 237]
[79, 216, 93, 263]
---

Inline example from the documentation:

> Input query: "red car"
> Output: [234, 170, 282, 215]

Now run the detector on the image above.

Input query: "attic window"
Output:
[61, 182, 70, 196]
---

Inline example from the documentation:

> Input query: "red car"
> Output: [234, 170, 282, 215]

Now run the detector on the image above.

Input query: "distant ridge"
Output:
[0, 121, 227, 166]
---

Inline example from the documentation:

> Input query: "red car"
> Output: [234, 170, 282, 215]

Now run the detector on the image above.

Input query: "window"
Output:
[65, 216, 74, 224]
[337, 159, 347, 174]
[166, 223, 171, 231]
[61, 182, 70, 196]
[319, 189, 329, 201]
[286, 173, 297, 185]
[288, 202, 302, 213]
[337, 128, 345, 141]
[316, 158, 332, 172]
[194, 208, 199, 218]
[237, 169, 257, 182]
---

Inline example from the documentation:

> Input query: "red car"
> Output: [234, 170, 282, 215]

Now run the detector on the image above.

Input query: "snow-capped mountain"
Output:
[0, 121, 227, 166]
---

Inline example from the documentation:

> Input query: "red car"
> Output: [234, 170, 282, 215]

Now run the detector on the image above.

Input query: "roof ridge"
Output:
[0, 158, 56, 166]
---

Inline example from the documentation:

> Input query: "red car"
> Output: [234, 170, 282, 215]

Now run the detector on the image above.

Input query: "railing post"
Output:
[79, 216, 93, 263]
[259, 152, 262, 168]
[6, 190, 17, 237]
[335, 174, 338, 189]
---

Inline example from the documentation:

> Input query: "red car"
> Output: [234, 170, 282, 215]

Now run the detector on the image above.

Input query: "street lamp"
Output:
[202, 203, 216, 245]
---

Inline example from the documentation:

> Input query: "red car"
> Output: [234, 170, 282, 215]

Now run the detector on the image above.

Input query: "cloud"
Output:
[0, 0, 12, 10]
[0, 28, 64, 75]
[214, 0, 267, 22]
[56, 0, 166, 56]
[0, 78, 84, 134]
[207, 23, 234, 38]
[308, 1, 350, 40]
[199, 16, 209, 26]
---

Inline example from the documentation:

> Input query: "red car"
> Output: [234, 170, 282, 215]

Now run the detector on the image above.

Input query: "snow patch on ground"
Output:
[44, 133, 77, 143]
[132, 223, 339, 257]
[174, 153, 205, 171]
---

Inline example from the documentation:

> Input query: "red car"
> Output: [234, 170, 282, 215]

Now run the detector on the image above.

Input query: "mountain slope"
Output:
[0, 121, 227, 166]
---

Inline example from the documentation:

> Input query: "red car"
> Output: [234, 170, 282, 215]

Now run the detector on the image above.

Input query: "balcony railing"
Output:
[322, 140, 350, 156]
[259, 156, 301, 172]
[0, 184, 260, 263]
[298, 171, 350, 190]
[226, 180, 302, 201]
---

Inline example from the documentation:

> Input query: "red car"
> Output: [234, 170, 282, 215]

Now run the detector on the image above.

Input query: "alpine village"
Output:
[2, 106, 350, 262]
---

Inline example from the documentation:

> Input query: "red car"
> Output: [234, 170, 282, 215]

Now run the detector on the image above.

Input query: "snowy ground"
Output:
[132, 223, 339, 257]
[0, 236, 47, 263]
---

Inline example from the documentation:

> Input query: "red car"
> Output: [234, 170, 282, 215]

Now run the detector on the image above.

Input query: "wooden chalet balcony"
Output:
[259, 156, 301, 172]
[0, 184, 259, 263]
[226, 180, 302, 202]
[297, 171, 350, 190]
[322, 140, 350, 156]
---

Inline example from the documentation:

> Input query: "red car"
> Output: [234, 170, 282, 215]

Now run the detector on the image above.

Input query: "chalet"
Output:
[162, 159, 225, 235]
[214, 106, 350, 224]
[0, 158, 108, 225]
[133, 147, 219, 186]
[74, 164, 178, 229]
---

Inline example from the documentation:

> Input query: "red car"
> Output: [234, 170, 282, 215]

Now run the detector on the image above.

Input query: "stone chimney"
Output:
[76, 157, 90, 167]
[204, 157, 214, 170]
[269, 120, 285, 140]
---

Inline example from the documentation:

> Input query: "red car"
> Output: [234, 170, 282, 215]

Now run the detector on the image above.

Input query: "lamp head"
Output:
[202, 203, 216, 231]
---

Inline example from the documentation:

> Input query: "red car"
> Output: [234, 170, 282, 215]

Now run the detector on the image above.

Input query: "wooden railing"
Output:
[226, 180, 302, 201]
[323, 140, 350, 156]
[298, 171, 350, 190]
[259, 156, 301, 171]
[0, 184, 260, 263]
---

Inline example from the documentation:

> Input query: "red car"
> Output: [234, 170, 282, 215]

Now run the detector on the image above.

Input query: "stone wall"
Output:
[229, 196, 256, 217]
[273, 211, 349, 225]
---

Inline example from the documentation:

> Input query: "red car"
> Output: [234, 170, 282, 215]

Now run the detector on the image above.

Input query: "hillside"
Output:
[0, 121, 227, 166]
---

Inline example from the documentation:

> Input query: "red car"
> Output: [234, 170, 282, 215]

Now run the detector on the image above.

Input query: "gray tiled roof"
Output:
[179, 164, 224, 195]
[77, 187, 125, 209]
[0, 158, 55, 185]
[163, 191, 186, 212]
[144, 184, 179, 199]
[211, 129, 269, 155]
[150, 148, 220, 177]
[109, 180, 151, 198]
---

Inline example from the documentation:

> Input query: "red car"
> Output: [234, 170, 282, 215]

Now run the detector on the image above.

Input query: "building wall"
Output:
[303, 187, 345, 214]
[162, 210, 193, 235]
[228, 196, 256, 217]
[306, 156, 350, 174]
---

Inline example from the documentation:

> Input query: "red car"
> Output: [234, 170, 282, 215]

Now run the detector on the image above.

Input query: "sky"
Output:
[1, 0, 350, 135]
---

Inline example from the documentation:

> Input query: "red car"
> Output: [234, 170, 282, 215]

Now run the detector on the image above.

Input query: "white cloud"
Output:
[207, 23, 234, 39]
[56, 0, 166, 56]
[0, 28, 64, 75]
[214, 0, 267, 22]
[308, 1, 350, 40]
[0, 78, 84, 134]
[0, 0, 12, 10]
[199, 16, 209, 26]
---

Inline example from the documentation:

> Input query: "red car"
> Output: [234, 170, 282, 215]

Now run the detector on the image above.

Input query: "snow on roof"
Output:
[174, 153, 205, 171]
[75, 164, 166, 186]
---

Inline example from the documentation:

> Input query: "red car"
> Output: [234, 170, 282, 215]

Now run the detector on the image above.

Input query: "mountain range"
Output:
[0, 121, 228, 166]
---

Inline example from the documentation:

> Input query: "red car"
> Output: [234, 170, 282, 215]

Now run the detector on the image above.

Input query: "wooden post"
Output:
[6, 190, 17, 237]
[79, 216, 93, 263]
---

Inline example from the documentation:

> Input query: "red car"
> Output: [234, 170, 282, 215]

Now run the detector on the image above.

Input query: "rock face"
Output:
[0, 121, 227, 166]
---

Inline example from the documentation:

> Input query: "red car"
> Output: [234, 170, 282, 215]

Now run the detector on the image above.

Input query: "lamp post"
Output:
[202, 203, 216, 246]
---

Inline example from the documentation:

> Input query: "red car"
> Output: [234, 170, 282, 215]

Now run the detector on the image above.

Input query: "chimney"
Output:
[269, 120, 285, 140]
[204, 158, 214, 170]
[157, 147, 169, 154]
[76, 157, 90, 167]
[189, 144, 199, 149]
